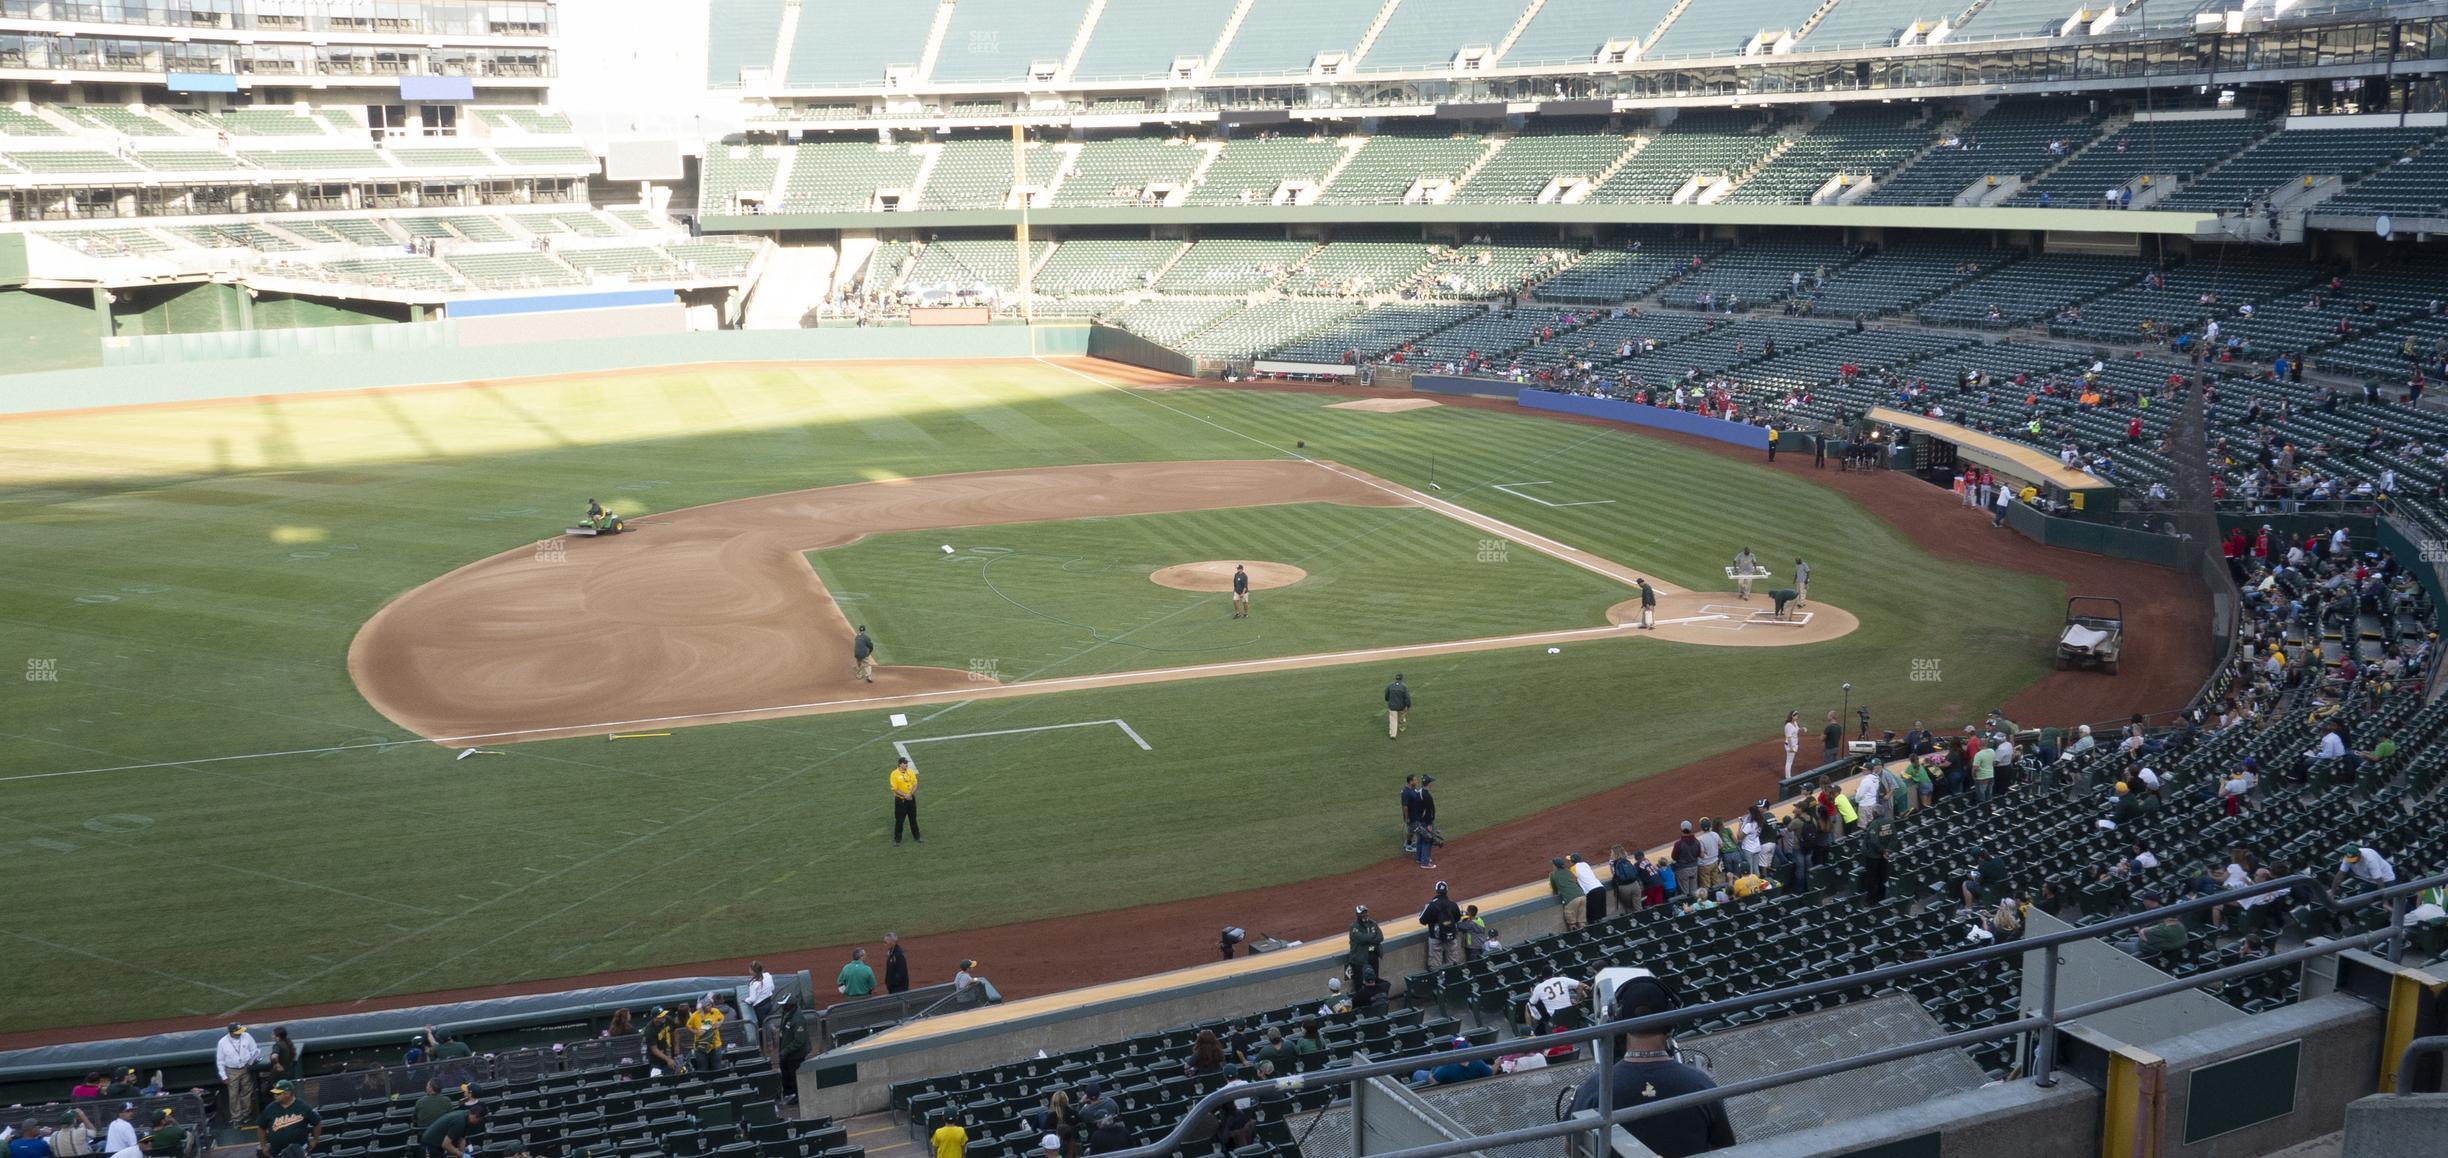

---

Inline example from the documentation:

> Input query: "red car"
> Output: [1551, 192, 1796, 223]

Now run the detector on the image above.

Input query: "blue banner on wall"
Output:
[165, 72, 240, 94]
[1518, 389, 1770, 450]
[399, 76, 477, 102]
[447, 289, 675, 318]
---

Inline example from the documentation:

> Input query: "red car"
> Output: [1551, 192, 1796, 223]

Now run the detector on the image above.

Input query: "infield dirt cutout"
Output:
[350, 459, 1856, 743]
[1149, 560, 1308, 592]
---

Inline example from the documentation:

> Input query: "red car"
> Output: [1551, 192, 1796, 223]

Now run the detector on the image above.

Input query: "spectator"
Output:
[267, 1027, 302, 1090]
[1345, 906, 1383, 980]
[884, 932, 911, 993]
[1570, 853, 1607, 924]
[645, 1008, 689, 1077]
[931, 1114, 969, 1158]
[954, 960, 983, 993]
[48, 1112, 93, 1158]
[1566, 976, 1735, 1156]
[215, 1023, 263, 1126]
[411, 1080, 455, 1130]
[1607, 843, 1646, 914]
[138, 1110, 185, 1158]
[606, 1008, 632, 1039]
[687, 994, 727, 1072]
[255, 1080, 320, 1158]
[1670, 823, 1701, 899]
[745, 961, 777, 1025]
[1032, 1091, 1078, 1158]
[837, 948, 876, 997]
[1693, 820, 1724, 896]
[104, 1106, 138, 1157]
[774, 997, 810, 1106]
[1459, 905, 1496, 960]
[1420, 881, 1463, 969]
[2334, 843, 2396, 893]
[71, 1073, 104, 1101]
[1822, 710, 1842, 761]
[1410, 1037, 1493, 1087]
[1317, 977, 1352, 1017]
[1185, 1029, 1227, 1077]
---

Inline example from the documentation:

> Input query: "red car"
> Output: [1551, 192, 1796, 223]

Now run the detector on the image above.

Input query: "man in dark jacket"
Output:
[883, 932, 911, 993]
[1399, 775, 1424, 852]
[1346, 906, 1383, 980]
[1385, 673, 1411, 738]
[1671, 822, 1703, 899]
[1419, 882, 1463, 969]
[772, 998, 810, 1106]
[853, 625, 876, 683]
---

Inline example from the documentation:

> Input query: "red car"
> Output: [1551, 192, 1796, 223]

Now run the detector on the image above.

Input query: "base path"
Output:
[351, 460, 1855, 743]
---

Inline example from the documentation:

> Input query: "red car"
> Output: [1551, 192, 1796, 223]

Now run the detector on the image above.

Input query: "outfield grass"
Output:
[808, 503, 1634, 679]
[0, 361, 2062, 1031]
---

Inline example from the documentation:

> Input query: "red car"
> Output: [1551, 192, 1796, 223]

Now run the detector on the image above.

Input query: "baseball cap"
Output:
[1610, 975, 1680, 1020]
[272, 1080, 298, 1094]
[2338, 844, 2362, 860]
[1550, 856, 1566, 867]
[1040, 1136, 1063, 1152]
[1326, 978, 1343, 992]
[1353, 904, 1367, 915]
[1419, 775, 1435, 785]
[1679, 821, 1693, 832]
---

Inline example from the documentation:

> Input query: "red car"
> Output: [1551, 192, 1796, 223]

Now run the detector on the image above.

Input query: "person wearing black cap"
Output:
[1345, 906, 1383, 981]
[1384, 673, 1411, 738]
[1411, 776, 1441, 868]
[773, 997, 811, 1106]
[853, 625, 876, 683]
[1419, 882, 1463, 969]
[254, 1079, 321, 1158]
[1567, 975, 1735, 1157]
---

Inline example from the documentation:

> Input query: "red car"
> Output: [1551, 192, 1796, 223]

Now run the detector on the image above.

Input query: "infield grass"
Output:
[808, 503, 1634, 678]
[0, 359, 2061, 1032]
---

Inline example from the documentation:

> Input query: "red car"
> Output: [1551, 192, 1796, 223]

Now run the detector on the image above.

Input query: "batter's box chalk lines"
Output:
[890, 718, 1152, 768]
[1489, 481, 1617, 508]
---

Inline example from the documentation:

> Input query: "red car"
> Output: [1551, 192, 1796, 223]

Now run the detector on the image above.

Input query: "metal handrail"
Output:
[1100, 868, 2448, 1158]
[2396, 1036, 2448, 1095]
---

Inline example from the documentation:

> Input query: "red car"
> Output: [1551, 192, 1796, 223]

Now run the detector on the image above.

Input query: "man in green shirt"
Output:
[1548, 857, 1580, 929]
[255, 1079, 322, 1158]
[421, 1105, 482, 1158]
[1293, 1020, 1324, 1065]
[837, 947, 877, 997]
[1971, 743, 1998, 803]
[411, 1079, 455, 1130]
[139, 1109, 186, 1158]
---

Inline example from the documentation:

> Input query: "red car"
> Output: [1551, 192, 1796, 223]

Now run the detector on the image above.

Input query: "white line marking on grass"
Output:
[888, 718, 1151, 768]
[1489, 481, 1617, 508]
[9, 931, 246, 998]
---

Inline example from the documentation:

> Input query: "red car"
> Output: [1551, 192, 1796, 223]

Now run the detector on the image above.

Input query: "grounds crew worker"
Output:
[255, 1079, 320, 1158]
[1637, 578, 1657, 630]
[854, 624, 877, 683]
[1566, 974, 1735, 1156]
[1385, 673, 1411, 738]
[890, 756, 921, 845]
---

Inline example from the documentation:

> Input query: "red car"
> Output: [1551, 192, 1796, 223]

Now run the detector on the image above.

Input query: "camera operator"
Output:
[1564, 975, 1735, 1157]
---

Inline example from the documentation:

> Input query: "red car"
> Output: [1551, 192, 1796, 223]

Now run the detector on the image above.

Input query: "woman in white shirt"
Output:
[1781, 711, 1801, 778]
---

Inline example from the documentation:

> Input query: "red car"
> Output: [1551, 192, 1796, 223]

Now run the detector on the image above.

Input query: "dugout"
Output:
[1870, 406, 2121, 517]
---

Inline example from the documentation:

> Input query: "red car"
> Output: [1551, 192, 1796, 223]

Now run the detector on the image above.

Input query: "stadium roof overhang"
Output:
[697, 203, 2229, 237]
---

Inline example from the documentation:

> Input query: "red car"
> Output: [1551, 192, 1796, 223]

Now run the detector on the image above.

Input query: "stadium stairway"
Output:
[743, 244, 838, 329]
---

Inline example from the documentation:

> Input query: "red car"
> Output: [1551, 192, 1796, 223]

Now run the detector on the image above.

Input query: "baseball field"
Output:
[0, 355, 2068, 1037]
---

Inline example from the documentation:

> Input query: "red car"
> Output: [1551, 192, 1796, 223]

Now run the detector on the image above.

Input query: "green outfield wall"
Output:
[0, 321, 1090, 414]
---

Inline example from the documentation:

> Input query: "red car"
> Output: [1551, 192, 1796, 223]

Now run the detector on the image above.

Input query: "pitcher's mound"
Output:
[1328, 397, 1442, 413]
[1150, 561, 1308, 592]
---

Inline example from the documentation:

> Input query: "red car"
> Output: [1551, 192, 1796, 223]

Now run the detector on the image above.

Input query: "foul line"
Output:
[1489, 480, 1617, 508]
[891, 719, 1152, 767]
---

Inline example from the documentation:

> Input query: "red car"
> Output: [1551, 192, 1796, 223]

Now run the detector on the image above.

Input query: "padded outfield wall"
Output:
[0, 323, 1091, 414]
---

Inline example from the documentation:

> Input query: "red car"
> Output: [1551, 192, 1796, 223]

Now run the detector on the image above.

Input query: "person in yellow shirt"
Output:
[932, 1116, 969, 1158]
[686, 996, 726, 1072]
[891, 757, 922, 845]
